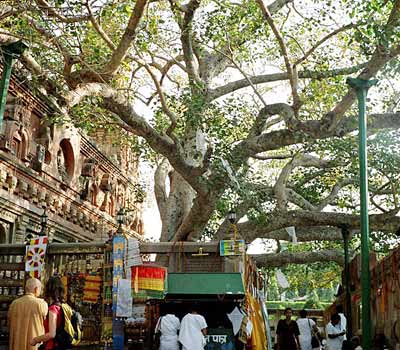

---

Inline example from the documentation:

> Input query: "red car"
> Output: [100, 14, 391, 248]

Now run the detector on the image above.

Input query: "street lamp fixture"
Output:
[116, 208, 125, 225]
[116, 208, 125, 235]
[39, 208, 47, 236]
[227, 210, 236, 224]
[0, 40, 28, 125]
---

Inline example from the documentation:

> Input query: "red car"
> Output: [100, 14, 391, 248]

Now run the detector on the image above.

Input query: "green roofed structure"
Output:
[166, 273, 245, 300]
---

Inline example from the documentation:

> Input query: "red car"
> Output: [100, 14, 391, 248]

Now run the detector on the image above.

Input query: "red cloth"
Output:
[43, 304, 62, 350]
[131, 266, 166, 291]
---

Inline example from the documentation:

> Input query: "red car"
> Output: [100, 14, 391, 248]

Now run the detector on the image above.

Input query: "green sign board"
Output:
[205, 328, 235, 350]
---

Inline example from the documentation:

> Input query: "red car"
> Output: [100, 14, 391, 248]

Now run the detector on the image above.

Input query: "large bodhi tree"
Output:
[2, 0, 400, 267]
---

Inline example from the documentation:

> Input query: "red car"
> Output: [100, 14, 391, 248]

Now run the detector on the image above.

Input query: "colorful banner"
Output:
[113, 235, 125, 311]
[112, 235, 126, 350]
[83, 275, 102, 303]
[219, 239, 245, 256]
[131, 265, 166, 292]
[25, 236, 48, 278]
[116, 279, 132, 318]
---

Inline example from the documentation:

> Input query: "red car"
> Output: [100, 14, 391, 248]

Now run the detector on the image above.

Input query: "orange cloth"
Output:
[248, 294, 267, 350]
[8, 293, 48, 350]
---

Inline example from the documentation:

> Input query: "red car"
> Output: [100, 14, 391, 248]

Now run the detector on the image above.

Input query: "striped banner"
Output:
[131, 265, 166, 292]
[25, 236, 48, 278]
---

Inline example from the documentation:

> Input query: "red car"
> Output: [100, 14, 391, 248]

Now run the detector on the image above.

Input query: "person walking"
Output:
[30, 276, 65, 349]
[8, 278, 48, 350]
[311, 317, 323, 350]
[336, 305, 347, 340]
[179, 304, 207, 350]
[155, 306, 180, 350]
[325, 313, 346, 350]
[297, 310, 319, 350]
[276, 307, 301, 350]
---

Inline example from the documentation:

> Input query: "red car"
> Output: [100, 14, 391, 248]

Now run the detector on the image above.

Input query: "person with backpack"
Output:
[30, 276, 81, 350]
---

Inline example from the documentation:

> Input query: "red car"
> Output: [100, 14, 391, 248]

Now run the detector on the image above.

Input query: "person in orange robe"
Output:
[8, 278, 48, 350]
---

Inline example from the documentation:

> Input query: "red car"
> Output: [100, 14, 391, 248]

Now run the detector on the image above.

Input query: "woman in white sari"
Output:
[156, 309, 180, 350]
[297, 309, 319, 350]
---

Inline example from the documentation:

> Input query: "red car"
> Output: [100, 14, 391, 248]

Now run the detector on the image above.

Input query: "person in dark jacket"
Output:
[276, 308, 301, 350]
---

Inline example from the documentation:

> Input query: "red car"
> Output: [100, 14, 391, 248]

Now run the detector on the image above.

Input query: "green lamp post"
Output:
[341, 224, 352, 339]
[346, 77, 378, 350]
[0, 40, 28, 126]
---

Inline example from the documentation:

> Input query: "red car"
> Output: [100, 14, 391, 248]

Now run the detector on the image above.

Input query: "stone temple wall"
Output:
[0, 70, 144, 244]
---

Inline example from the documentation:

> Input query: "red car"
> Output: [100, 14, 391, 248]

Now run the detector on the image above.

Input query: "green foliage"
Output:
[266, 300, 331, 311]
[4, 0, 400, 286]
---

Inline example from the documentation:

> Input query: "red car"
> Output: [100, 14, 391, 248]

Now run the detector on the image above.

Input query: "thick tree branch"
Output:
[244, 226, 343, 242]
[179, 112, 399, 242]
[21, 14, 71, 60]
[154, 159, 170, 215]
[134, 54, 178, 136]
[268, 0, 294, 13]
[251, 249, 344, 267]
[241, 209, 400, 241]
[251, 153, 292, 160]
[180, 0, 202, 86]
[256, 0, 300, 110]
[242, 112, 400, 156]
[206, 64, 366, 101]
[323, 1, 400, 129]
[102, 0, 148, 77]
[249, 103, 294, 138]
[326, 45, 400, 130]
[315, 179, 355, 211]
[85, 2, 116, 51]
[181, 0, 201, 86]
[198, 0, 294, 84]
[174, 193, 215, 241]
[63, 83, 208, 196]
[286, 188, 316, 210]
[294, 23, 355, 66]
[274, 154, 339, 210]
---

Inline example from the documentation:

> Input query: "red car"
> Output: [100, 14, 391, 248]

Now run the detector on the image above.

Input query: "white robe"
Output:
[297, 318, 316, 350]
[325, 322, 344, 350]
[339, 313, 347, 340]
[178, 313, 207, 350]
[157, 314, 180, 350]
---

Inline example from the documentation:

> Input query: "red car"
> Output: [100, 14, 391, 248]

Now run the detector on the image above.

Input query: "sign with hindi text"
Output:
[219, 239, 245, 256]
[205, 328, 235, 350]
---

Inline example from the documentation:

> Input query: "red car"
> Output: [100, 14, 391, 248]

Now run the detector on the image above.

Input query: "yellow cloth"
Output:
[8, 293, 48, 350]
[248, 294, 267, 350]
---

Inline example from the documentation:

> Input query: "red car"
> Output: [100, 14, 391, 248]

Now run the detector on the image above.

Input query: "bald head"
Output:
[25, 278, 42, 297]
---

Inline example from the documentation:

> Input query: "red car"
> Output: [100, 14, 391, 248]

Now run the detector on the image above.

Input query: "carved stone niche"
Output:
[100, 173, 113, 192]
[57, 139, 75, 185]
[81, 158, 97, 178]
[0, 97, 32, 163]
[32, 144, 46, 172]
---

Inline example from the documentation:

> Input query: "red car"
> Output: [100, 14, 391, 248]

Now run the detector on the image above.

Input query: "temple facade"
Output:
[0, 68, 144, 244]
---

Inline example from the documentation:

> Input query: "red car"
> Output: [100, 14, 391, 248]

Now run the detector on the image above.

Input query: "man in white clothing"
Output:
[336, 305, 347, 340]
[156, 306, 180, 350]
[326, 313, 346, 350]
[179, 304, 207, 350]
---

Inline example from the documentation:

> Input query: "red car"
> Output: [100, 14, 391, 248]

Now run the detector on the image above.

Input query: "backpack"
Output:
[54, 303, 82, 349]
